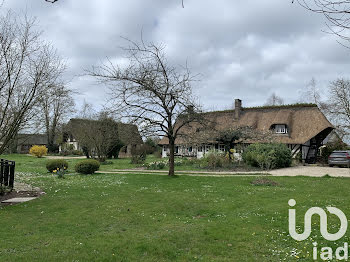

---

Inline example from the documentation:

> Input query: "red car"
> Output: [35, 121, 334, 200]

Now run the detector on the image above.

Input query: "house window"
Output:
[205, 145, 211, 152]
[175, 146, 179, 154]
[188, 146, 192, 152]
[274, 124, 288, 134]
[219, 145, 225, 151]
[198, 146, 203, 152]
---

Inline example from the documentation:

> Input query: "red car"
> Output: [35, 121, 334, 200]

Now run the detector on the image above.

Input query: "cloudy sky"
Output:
[3, 0, 350, 111]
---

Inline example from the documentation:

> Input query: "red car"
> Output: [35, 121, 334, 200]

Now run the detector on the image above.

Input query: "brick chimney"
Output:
[234, 99, 242, 120]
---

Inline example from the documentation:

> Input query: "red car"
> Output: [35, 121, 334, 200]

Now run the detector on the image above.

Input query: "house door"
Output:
[305, 138, 318, 164]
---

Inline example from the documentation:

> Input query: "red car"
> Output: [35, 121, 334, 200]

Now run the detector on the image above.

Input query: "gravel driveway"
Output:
[44, 155, 86, 160]
[269, 165, 350, 177]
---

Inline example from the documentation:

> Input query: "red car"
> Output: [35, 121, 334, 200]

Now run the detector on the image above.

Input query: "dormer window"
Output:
[273, 124, 288, 134]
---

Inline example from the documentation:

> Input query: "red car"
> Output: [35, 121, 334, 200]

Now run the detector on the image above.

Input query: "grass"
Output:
[1, 154, 151, 173]
[5, 153, 257, 173]
[1, 154, 350, 261]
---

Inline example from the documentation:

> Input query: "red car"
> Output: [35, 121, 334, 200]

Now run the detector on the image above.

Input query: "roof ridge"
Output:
[202, 103, 318, 114]
[244, 103, 318, 110]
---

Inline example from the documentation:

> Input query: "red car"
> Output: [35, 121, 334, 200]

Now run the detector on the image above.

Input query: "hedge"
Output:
[242, 143, 292, 170]
[46, 159, 69, 173]
[75, 159, 100, 174]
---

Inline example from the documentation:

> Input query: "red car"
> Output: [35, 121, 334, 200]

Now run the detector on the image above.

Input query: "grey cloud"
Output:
[3, 0, 350, 111]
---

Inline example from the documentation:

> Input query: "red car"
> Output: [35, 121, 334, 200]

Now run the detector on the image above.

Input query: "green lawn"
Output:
[1, 154, 145, 173]
[0, 154, 350, 261]
[5, 154, 259, 173]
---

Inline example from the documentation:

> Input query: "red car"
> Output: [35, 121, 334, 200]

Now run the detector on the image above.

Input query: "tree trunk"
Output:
[168, 139, 175, 176]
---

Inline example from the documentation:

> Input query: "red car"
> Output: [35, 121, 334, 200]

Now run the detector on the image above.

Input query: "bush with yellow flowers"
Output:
[46, 159, 69, 172]
[29, 145, 48, 158]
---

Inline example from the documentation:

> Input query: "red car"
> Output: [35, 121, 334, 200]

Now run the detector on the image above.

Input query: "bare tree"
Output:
[0, 12, 65, 154]
[298, 77, 325, 106]
[298, 77, 331, 114]
[305, 78, 321, 104]
[76, 100, 96, 119]
[298, 78, 350, 140]
[294, 0, 350, 44]
[326, 79, 350, 139]
[215, 127, 274, 159]
[88, 39, 199, 176]
[264, 93, 284, 106]
[39, 83, 76, 152]
[66, 115, 122, 161]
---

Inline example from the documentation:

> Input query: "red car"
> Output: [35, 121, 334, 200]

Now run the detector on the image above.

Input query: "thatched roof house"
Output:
[117, 122, 143, 146]
[15, 134, 48, 153]
[61, 118, 143, 158]
[116, 122, 144, 158]
[159, 99, 334, 163]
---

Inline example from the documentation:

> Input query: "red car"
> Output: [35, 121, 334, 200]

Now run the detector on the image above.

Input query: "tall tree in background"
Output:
[298, 77, 350, 140]
[264, 93, 284, 106]
[39, 83, 75, 152]
[66, 115, 122, 161]
[327, 79, 350, 139]
[89, 39, 200, 176]
[76, 101, 96, 119]
[302, 78, 321, 104]
[0, 11, 65, 154]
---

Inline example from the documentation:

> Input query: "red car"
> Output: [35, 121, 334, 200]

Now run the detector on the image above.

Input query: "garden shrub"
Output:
[47, 144, 59, 153]
[144, 137, 161, 155]
[242, 143, 292, 170]
[174, 159, 186, 166]
[46, 159, 69, 172]
[59, 149, 84, 156]
[29, 145, 48, 158]
[131, 145, 147, 164]
[145, 161, 167, 170]
[152, 150, 162, 158]
[201, 150, 227, 169]
[75, 159, 100, 174]
[72, 150, 84, 156]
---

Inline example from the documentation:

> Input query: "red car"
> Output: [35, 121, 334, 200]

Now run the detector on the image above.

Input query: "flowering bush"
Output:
[144, 160, 167, 170]
[29, 145, 48, 158]
[46, 159, 69, 172]
[174, 159, 185, 166]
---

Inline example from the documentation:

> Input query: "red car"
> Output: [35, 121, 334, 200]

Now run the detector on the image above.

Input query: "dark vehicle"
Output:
[328, 151, 350, 167]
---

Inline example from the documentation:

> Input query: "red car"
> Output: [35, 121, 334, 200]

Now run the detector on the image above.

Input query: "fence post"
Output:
[3, 160, 9, 187]
[9, 161, 15, 189]
[0, 159, 3, 186]
[0, 159, 15, 189]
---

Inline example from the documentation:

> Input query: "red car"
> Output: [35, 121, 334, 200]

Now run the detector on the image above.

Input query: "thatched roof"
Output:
[159, 103, 333, 145]
[17, 134, 48, 145]
[65, 118, 142, 145]
[116, 122, 143, 145]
